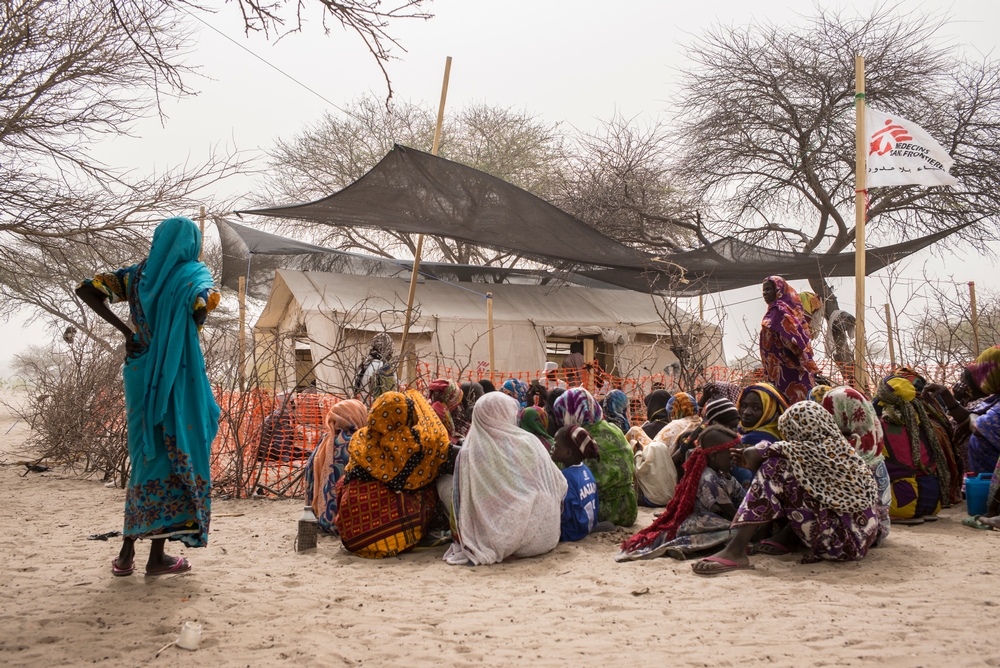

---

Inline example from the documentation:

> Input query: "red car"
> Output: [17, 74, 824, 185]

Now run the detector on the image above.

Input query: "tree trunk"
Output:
[807, 276, 854, 366]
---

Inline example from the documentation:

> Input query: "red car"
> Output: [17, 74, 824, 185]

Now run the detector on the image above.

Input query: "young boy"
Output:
[551, 426, 601, 541]
[695, 427, 746, 522]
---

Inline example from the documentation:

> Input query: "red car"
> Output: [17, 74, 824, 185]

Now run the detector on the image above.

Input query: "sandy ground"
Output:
[2, 395, 1000, 668]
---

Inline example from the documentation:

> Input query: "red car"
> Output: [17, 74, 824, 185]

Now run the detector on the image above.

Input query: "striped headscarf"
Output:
[874, 369, 950, 498]
[553, 387, 604, 428]
[602, 390, 631, 432]
[966, 345, 1000, 396]
[737, 382, 789, 440]
[666, 392, 698, 420]
[501, 378, 529, 408]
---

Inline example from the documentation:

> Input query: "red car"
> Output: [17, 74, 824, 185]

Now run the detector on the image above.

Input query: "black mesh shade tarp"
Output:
[218, 218, 575, 299]
[241, 144, 652, 269]
[238, 145, 966, 295]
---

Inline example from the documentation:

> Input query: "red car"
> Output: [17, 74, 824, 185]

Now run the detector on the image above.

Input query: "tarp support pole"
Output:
[970, 281, 981, 357]
[198, 205, 206, 262]
[854, 56, 868, 390]
[238, 275, 247, 391]
[486, 291, 495, 383]
[884, 303, 895, 367]
[398, 55, 452, 380]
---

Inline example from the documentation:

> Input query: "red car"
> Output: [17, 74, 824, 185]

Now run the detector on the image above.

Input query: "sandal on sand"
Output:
[753, 539, 794, 556]
[112, 558, 134, 577]
[891, 517, 924, 526]
[962, 515, 995, 531]
[692, 556, 755, 576]
[145, 557, 191, 577]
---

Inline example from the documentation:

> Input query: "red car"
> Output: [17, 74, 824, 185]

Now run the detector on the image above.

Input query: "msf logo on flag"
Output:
[864, 107, 958, 188]
[869, 119, 912, 157]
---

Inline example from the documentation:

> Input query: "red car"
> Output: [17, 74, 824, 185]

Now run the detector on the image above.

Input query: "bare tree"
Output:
[554, 112, 695, 253]
[1, 0, 246, 337]
[259, 95, 564, 267]
[671, 5, 1000, 362]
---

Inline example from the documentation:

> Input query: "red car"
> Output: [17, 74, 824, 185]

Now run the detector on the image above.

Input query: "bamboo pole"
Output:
[970, 281, 981, 357]
[198, 205, 206, 262]
[854, 56, 868, 391]
[238, 275, 247, 391]
[398, 56, 452, 379]
[486, 291, 495, 383]
[698, 294, 704, 321]
[884, 303, 896, 367]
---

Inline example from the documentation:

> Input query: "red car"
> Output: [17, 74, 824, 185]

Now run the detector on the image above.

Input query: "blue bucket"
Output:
[966, 472, 994, 516]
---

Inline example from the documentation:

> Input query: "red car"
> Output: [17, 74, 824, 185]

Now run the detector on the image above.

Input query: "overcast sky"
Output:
[3, 0, 999, 373]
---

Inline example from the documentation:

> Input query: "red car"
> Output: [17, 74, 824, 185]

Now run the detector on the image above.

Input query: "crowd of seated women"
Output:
[299, 345, 1000, 575]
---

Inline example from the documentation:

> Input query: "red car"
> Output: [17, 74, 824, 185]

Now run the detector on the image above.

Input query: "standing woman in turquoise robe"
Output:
[76, 217, 220, 577]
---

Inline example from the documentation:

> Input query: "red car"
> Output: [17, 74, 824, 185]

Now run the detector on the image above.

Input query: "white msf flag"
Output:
[865, 107, 958, 188]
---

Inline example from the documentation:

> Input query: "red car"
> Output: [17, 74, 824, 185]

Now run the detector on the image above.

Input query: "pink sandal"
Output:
[144, 556, 191, 577]
[112, 558, 134, 577]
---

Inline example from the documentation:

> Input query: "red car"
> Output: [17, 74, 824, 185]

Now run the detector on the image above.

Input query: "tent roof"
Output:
[257, 269, 692, 334]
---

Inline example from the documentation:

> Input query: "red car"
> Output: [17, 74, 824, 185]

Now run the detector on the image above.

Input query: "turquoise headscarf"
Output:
[127, 217, 219, 463]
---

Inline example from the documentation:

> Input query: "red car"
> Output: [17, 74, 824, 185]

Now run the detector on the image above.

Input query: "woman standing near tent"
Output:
[76, 217, 220, 577]
[353, 333, 397, 403]
[554, 388, 638, 527]
[759, 276, 820, 403]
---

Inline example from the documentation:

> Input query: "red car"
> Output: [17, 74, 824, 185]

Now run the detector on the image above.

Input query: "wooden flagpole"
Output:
[854, 56, 868, 390]
[969, 281, 981, 357]
[398, 56, 452, 380]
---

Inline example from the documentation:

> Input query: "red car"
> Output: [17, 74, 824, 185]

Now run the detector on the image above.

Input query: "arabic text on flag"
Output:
[865, 107, 958, 188]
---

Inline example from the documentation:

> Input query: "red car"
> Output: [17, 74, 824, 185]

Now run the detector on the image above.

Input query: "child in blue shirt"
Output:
[552, 426, 601, 541]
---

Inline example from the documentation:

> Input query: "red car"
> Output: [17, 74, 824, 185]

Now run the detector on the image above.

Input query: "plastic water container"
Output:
[965, 472, 994, 516]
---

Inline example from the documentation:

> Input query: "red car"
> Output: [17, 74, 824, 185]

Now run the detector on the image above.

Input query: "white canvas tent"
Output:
[253, 269, 725, 393]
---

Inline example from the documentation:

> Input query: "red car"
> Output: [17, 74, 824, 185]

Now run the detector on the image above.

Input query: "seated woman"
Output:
[630, 404, 702, 508]
[457, 381, 484, 436]
[545, 387, 568, 435]
[554, 388, 638, 527]
[444, 393, 567, 565]
[501, 378, 529, 408]
[821, 387, 891, 546]
[335, 390, 451, 559]
[602, 389, 632, 433]
[617, 426, 745, 561]
[552, 426, 601, 541]
[519, 406, 555, 453]
[303, 399, 368, 534]
[640, 390, 673, 439]
[427, 378, 466, 442]
[737, 382, 788, 447]
[923, 345, 1000, 476]
[698, 381, 741, 407]
[691, 402, 880, 575]
[874, 369, 958, 522]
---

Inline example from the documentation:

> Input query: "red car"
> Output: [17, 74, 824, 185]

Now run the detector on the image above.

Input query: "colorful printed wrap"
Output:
[304, 399, 368, 533]
[602, 390, 631, 432]
[666, 392, 699, 420]
[583, 420, 638, 527]
[621, 426, 740, 553]
[501, 378, 529, 408]
[345, 390, 451, 492]
[699, 382, 742, 407]
[874, 369, 952, 501]
[821, 386, 891, 545]
[966, 345, 1000, 396]
[553, 387, 604, 427]
[822, 387, 884, 463]
[771, 402, 879, 514]
[427, 378, 464, 440]
[100, 217, 220, 548]
[335, 478, 438, 559]
[759, 276, 820, 403]
[738, 382, 789, 442]
[518, 407, 554, 452]
[808, 385, 833, 404]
